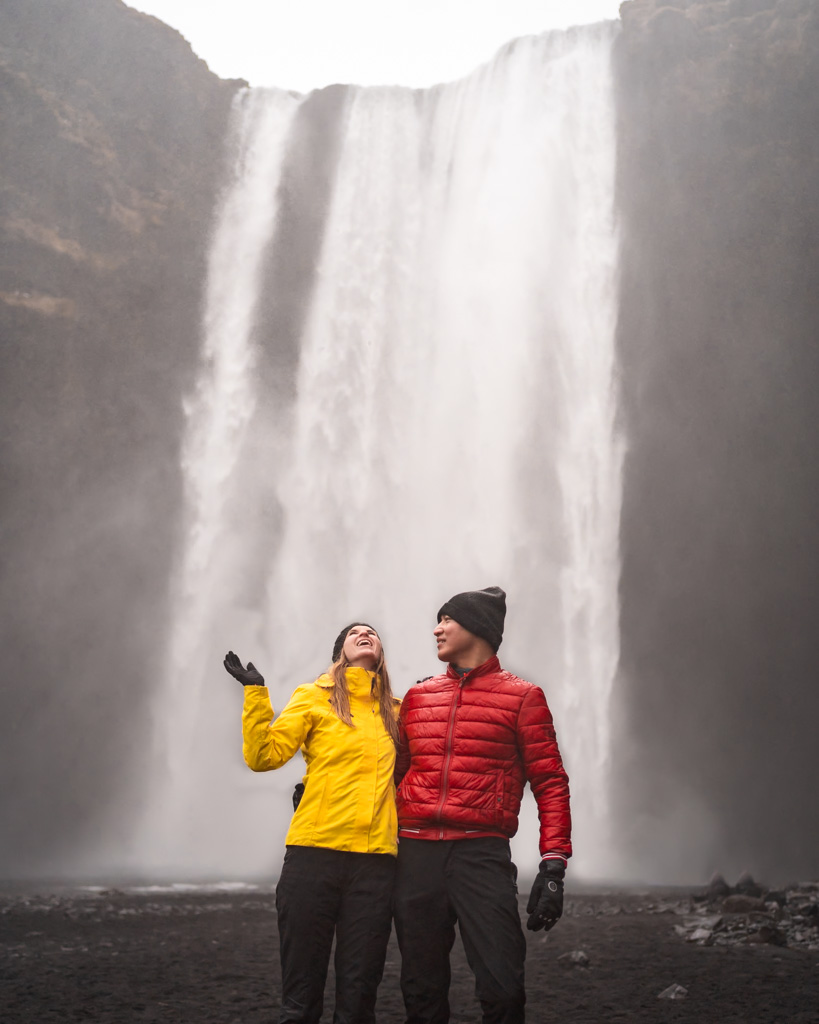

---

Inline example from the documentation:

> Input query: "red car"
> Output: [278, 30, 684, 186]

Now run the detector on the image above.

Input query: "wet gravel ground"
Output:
[2, 884, 818, 1023]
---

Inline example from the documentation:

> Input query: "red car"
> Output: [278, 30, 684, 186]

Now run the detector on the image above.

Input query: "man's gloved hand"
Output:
[292, 782, 305, 811]
[526, 859, 565, 932]
[223, 651, 265, 687]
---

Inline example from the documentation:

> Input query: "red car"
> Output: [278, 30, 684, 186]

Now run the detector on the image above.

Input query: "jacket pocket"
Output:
[297, 775, 327, 842]
[494, 771, 505, 824]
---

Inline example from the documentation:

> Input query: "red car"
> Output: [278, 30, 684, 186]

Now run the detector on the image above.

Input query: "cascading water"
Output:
[131, 89, 300, 874]
[138, 21, 623, 880]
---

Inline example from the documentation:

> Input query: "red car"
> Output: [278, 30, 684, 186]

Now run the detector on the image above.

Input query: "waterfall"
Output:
[131, 88, 300, 874]
[140, 21, 622, 880]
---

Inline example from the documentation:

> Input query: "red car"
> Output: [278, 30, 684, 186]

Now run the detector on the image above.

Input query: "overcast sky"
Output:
[126, 0, 623, 92]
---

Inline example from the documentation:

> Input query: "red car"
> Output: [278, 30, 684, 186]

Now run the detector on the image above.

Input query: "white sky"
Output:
[126, 0, 622, 92]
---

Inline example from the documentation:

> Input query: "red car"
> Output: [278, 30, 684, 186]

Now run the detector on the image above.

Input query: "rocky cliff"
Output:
[615, 0, 819, 880]
[0, 0, 239, 872]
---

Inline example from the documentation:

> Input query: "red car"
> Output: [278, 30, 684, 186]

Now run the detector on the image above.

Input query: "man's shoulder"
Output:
[410, 671, 449, 689]
[488, 667, 544, 698]
[403, 672, 450, 699]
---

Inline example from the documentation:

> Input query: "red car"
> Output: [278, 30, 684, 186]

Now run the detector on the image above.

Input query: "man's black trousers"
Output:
[275, 845, 396, 1024]
[394, 837, 526, 1024]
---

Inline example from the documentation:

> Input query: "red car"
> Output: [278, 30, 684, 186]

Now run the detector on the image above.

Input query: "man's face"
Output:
[433, 615, 475, 664]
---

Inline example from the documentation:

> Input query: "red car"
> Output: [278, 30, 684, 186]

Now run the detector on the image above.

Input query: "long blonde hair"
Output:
[328, 634, 399, 746]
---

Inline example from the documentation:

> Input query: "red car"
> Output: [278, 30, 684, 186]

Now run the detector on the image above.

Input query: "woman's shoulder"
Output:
[284, 678, 332, 705]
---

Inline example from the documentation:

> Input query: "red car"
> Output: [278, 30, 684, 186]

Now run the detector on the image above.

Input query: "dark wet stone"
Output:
[708, 873, 731, 897]
[735, 873, 764, 898]
[723, 894, 768, 914]
[657, 983, 688, 1000]
[558, 950, 591, 968]
[746, 924, 787, 946]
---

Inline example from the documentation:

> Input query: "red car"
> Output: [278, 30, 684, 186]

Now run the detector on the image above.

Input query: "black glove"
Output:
[526, 859, 565, 932]
[223, 651, 265, 687]
[292, 782, 305, 811]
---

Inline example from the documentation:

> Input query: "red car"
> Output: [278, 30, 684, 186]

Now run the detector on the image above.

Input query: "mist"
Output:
[1, 0, 818, 887]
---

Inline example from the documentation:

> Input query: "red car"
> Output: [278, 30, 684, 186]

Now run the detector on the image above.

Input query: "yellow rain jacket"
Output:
[242, 666, 399, 856]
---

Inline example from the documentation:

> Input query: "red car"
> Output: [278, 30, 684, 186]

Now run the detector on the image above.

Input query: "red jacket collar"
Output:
[445, 655, 501, 682]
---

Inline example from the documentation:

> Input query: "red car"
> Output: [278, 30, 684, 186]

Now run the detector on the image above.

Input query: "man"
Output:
[393, 586, 571, 1024]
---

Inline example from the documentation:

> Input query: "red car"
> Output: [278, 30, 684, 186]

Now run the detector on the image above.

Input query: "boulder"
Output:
[707, 872, 731, 897]
[735, 873, 764, 897]
[723, 894, 767, 914]
[746, 924, 787, 946]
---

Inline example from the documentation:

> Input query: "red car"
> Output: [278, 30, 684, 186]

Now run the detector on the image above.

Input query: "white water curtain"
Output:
[135, 22, 622, 881]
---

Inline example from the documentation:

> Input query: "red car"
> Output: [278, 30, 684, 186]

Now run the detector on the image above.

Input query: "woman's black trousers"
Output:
[275, 845, 396, 1024]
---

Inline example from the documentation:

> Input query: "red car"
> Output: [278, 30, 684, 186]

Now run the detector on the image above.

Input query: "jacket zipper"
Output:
[434, 675, 465, 837]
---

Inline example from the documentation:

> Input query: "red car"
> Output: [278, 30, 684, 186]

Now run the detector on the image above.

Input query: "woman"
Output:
[223, 622, 400, 1024]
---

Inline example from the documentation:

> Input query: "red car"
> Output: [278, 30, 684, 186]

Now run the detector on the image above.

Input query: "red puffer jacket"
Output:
[395, 657, 571, 858]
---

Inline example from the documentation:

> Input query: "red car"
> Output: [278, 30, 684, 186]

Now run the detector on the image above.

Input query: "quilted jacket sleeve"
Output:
[242, 685, 314, 772]
[394, 693, 411, 786]
[517, 685, 572, 859]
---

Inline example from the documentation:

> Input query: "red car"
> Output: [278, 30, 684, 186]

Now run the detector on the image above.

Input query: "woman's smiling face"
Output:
[342, 624, 382, 669]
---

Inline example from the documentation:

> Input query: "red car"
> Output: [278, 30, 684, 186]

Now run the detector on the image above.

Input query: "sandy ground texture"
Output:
[2, 884, 818, 1023]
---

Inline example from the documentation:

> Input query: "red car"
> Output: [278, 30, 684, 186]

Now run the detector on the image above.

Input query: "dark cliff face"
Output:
[614, 0, 819, 880]
[0, 0, 239, 872]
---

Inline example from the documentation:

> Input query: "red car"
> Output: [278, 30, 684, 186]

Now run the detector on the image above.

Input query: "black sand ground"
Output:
[2, 886, 818, 1023]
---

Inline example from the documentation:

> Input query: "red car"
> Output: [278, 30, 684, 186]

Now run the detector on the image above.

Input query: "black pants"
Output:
[275, 845, 396, 1024]
[394, 838, 526, 1024]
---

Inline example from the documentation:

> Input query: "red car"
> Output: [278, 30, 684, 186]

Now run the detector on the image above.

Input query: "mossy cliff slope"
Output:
[0, 0, 238, 871]
[615, 0, 819, 879]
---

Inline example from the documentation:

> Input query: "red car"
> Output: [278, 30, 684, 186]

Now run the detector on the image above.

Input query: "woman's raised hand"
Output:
[223, 650, 265, 687]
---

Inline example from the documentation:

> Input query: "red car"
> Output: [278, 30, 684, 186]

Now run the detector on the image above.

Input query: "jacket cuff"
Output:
[540, 855, 567, 878]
